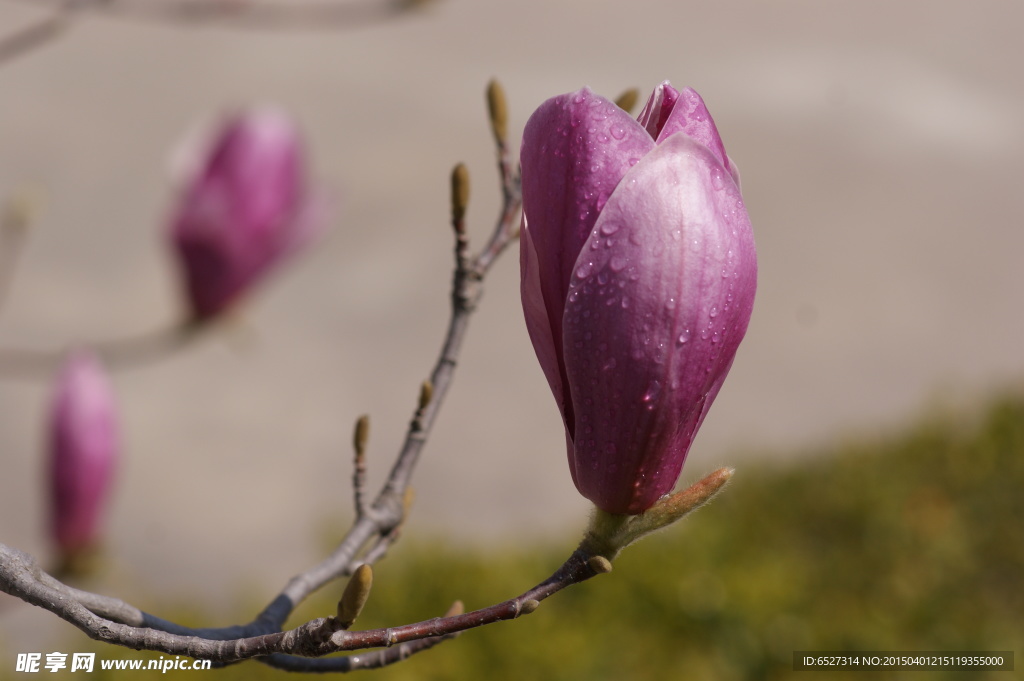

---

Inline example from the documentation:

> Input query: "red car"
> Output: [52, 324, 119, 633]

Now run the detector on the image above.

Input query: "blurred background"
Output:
[0, 0, 1021, 677]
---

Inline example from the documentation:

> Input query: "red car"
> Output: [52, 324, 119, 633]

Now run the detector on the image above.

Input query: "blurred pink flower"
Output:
[520, 82, 757, 514]
[48, 351, 118, 558]
[169, 108, 323, 320]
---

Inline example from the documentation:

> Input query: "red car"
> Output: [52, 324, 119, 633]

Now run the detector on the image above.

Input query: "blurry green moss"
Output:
[54, 394, 1024, 679]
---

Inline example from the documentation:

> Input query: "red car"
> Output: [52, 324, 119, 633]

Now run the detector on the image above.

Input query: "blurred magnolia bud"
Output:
[169, 108, 325, 321]
[520, 82, 756, 515]
[47, 351, 118, 563]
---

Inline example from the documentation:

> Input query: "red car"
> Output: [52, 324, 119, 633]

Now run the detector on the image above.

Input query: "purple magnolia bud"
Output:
[169, 108, 323, 321]
[47, 351, 118, 559]
[520, 82, 757, 515]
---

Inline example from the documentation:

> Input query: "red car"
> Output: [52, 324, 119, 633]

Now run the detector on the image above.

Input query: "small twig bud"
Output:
[486, 79, 509, 145]
[353, 415, 370, 456]
[518, 599, 540, 616]
[587, 555, 613, 575]
[450, 163, 470, 227]
[352, 415, 371, 517]
[402, 486, 415, 517]
[444, 600, 465, 617]
[614, 88, 640, 114]
[335, 564, 373, 629]
[418, 380, 433, 411]
[2, 190, 41, 234]
[395, 0, 436, 9]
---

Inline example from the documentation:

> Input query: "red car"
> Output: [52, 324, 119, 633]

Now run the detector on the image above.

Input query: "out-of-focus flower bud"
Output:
[520, 82, 757, 515]
[47, 351, 118, 562]
[169, 108, 323, 321]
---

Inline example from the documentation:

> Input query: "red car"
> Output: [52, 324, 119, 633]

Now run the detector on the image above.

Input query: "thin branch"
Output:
[0, 193, 34, 314]
[0, 0, 81, 66]
[0, 542, 608, 661]
[7, 0, 437, 31]
[0, 82, 524, 672]
[0, 319, 202, 379]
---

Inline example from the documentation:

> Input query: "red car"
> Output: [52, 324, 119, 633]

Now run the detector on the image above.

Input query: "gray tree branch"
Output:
[0, 86, 535, 673]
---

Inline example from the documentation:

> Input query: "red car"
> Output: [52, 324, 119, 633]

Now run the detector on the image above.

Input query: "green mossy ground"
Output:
[48, 394, 1024, 679]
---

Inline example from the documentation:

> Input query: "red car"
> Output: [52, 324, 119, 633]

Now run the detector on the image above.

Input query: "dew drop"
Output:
[609, 255, 628, 272]
[600, 221, 620, 235]
[610, 125, 626, 140]
[575, 261, 594, 279]
[709, 305, 718, 318]
[642, 380, 662, 405]
[677, 329, 691, 344]
[710, 167, 725, 190]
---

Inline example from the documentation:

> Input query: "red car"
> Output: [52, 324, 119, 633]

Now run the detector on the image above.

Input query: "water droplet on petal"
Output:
[575, 261, 594, 279]
[610, 125, 626, 140]
[642, 380, 661, 403]
[709, 305, 718, 318]
[712, 166, 729, 191]
[609, 255, 628, 272]
[677, 329, 691, 344]
[600, 221, 620, 236]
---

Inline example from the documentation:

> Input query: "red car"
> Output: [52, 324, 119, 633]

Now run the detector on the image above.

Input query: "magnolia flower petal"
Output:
[636, 80, 680, 140]
[655, 85, 739, 186]
[520, 215, 567, 423]
[170, 108, 317, 320]
[562, 133, 757, 513]
[521, 87, 655, 435]
[49, 351, 118, 555]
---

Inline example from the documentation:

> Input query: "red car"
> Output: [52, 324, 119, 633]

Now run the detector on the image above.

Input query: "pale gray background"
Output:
[1, 0, 1022, 654]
